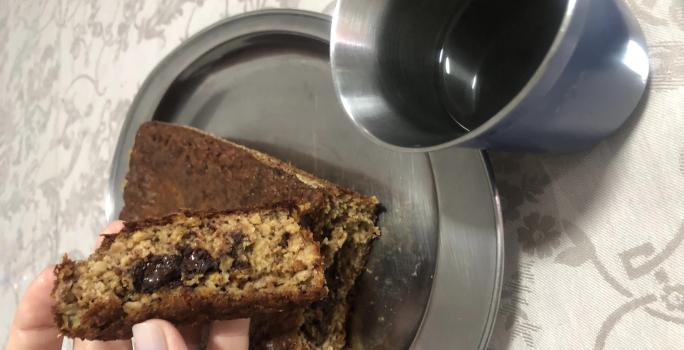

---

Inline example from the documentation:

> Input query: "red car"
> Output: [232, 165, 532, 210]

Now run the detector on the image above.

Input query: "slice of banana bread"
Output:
[120, 121, 382, 349]
[52, 206, 326, 340]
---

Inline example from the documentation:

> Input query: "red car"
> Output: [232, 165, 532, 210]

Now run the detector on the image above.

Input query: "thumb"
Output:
[132, 319, 188, 350]
[5, 267, 62, 350]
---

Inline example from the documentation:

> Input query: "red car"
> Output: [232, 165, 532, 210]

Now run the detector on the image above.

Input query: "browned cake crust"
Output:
[53, 206, 326, 340]
[120, 121, 382, 349]
[119, 123, 332, 223]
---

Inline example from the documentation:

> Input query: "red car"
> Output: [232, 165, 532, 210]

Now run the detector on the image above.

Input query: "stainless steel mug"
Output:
[331, 0, 650, 152]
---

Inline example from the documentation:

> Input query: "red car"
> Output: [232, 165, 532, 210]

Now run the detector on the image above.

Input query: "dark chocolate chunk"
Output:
[181, 230, 198, 240]
[373, 203, 387, 225]
[324, 263, 343, 292]
[279, 232, 291, 248]
[301, 305, 329, 346]
[231, 231, 245, 246]
[299, 213, 315, 231]
[233, 258, 251, 270]
[273, 167, 286, 177]
[181, 247, 218, 276]
[322, 225, 334, 239]
[130, 255, 182, 293]
[228, 231, 247, 259]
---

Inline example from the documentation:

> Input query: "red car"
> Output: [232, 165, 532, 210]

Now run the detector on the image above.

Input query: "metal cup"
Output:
[331, 0, 649, 152]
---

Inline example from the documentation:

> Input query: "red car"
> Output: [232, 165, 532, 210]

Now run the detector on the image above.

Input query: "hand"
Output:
[5, 221, 249, 350]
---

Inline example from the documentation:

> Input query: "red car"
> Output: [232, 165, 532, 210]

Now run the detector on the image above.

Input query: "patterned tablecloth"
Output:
[1, 1, 682, 349]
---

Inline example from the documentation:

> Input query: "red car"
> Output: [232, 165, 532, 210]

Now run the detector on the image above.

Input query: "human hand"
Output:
[5, 221, 249, 350]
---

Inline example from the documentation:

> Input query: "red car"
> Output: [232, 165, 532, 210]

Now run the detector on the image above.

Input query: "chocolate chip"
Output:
[237, 279, 248, 289]
[228, 231, 247, 259]
[231, 231, 245, 246]
[279, 232, 291, 248]
[299, 213, 315, 230]
[322, 225, 334, 238]
[228, 250, 238, 260]
[233, 258, 250, 270]
[324, 261, 343, 291]
[181, 248, 218, 276]
[130, 255, 182, 293]
[373, 204, 387, 225]
[181, 230, 198, 240]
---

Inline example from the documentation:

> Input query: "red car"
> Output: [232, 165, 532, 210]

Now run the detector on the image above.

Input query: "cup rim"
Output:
[332, 0, 585, 152]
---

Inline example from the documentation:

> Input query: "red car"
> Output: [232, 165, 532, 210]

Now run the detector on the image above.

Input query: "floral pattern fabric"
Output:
[0, 0, 682, 349]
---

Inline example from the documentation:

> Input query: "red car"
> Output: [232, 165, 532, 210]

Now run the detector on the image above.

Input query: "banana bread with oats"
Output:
[119, 121, 382, 349]
[52, 206, 326, 340]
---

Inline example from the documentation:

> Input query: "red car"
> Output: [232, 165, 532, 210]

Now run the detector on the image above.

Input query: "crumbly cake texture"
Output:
[119, 121, 382, 349]
[52, 207, 326, 340]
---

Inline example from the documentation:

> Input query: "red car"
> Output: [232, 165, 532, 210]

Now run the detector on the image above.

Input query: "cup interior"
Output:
[333, 0, 568, 149]
[438, 0, 567, 131]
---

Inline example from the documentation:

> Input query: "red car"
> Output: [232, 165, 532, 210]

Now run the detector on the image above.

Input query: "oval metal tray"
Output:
[107, 10, 503, 350]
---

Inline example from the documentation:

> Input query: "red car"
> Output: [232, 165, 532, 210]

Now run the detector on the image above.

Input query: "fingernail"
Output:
[133, 322, 167, 350]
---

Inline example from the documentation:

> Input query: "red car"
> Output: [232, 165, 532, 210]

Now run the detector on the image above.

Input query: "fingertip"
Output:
[74, 338, 133, 349]
[6, 266, 62, 350]
[133, 319, 188, 350]
[96, 221, 126, 249]
[23, 266, 56, 306]
[212, 319, 250, 336]
[35, 266, 56, 287]
[101, 220, 125, 235]
[207, 319, 250, 350]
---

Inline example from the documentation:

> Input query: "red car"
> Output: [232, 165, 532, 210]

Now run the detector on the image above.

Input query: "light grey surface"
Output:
[330, 0, 650, 152]
[108, 11, 502, 349]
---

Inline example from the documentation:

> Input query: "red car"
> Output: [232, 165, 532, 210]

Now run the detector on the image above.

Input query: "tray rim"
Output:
[476, 153, 505, 350]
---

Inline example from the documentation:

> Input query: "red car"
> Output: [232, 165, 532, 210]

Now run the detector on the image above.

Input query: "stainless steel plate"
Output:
[108, 10, 503, 350]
